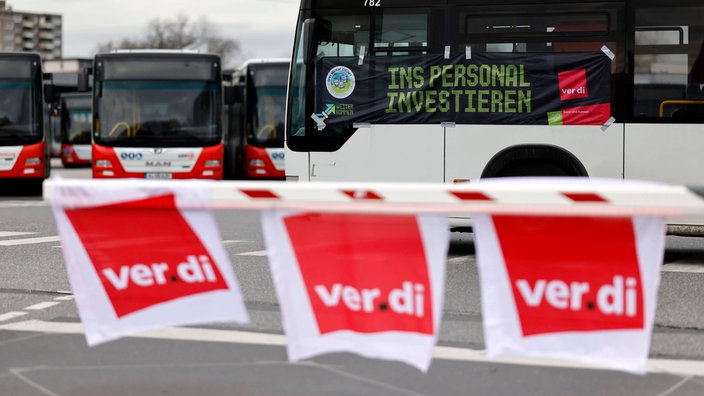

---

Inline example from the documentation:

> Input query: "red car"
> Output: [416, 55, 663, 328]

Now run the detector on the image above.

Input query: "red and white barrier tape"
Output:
[43, 177, 704, 217]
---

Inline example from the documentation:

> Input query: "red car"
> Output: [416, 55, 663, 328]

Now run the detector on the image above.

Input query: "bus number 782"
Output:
[364, 0, 381, 7]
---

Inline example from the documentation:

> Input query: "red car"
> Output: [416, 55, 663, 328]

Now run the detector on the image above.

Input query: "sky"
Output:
[8, 0, 300, 67]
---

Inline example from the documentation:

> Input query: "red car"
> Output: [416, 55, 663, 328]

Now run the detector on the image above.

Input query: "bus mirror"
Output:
[303, 18, 331, 65]
[77, 67, 92, 92]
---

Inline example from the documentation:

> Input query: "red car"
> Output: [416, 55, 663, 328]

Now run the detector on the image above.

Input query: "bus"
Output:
[89, 51, 226, 179]
[0, 52, 52, 190]
[59, 92, 92, 167]
[224, 59, 289, 180]
[285, 0, 704, 235]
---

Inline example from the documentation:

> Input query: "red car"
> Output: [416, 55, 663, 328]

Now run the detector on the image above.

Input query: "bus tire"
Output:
[481, 144, 588, 178]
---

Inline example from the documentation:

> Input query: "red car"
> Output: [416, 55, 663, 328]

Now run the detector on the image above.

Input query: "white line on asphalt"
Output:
[23, 301, 61, 311]
[53, 296, 74, 301]
[0, 236, 61, 246]
[0, 231, 36, 237]
[662, 263, 704, 273]
[1, 320, 703, 377]
[236, 250, 269, 257]
[0, 202, 47, 208]
[0, 312, 27, 322]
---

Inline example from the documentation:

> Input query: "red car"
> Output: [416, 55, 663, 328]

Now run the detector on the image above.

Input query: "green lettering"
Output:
[413, 91, 424, 112]
[399, 67, 415, 89]
[519, 65, 530, 87]
[505, 65, 518, 87]
[438, 90, 450, 112]
[451, 90, 464, 112]
[519, 90, 531, 112]
[477, 90, 490, 112]
[425, 90, 437, 112]
[479, 65, 492, 87]
[454, 65, 467, 88]
[466, 65, 478, 87]
[465, 90, 477, 112]
[413, 67, 425, 88]
[386, 92, 398, 113]
[399, 91, 412, 112]
[388, 67, 400, 89]
[492, 65, 505, 87]
[504, 90, 516, 113]
[491, 90, 503, 112]
[441, 65, 453, 88]
[429, 66, 442, 88]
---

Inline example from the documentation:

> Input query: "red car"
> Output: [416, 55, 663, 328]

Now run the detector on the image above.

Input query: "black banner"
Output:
[314, 52, 611, 127]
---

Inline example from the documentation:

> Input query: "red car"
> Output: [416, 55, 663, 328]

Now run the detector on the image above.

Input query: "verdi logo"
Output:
[492, 215, 645, 336]
[283, 213, 434, 335]
[326, 66, 356, 99]
[64, 194, 229, 317]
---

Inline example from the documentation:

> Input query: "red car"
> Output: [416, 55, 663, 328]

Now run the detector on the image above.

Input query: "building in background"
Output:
[0, 0, 61, 60]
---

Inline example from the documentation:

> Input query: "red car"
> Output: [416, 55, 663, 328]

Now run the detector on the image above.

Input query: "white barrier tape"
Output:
[43, 178, 704, 217]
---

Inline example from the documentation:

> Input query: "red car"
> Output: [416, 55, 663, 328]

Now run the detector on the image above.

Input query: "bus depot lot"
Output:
[1, 326, 703, 396]
[1, 196, 704, 395]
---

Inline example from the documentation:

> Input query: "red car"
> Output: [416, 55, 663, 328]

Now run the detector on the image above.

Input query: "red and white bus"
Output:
[88, 51, 226, 179]
[224, 59, 289, 180]
[59, 92, 92, 167]
[285, 0, 704, 235]
[0, 52, 52, 190]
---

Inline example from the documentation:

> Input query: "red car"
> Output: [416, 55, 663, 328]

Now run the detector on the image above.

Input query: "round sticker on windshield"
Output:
[326, 66, 355, 99]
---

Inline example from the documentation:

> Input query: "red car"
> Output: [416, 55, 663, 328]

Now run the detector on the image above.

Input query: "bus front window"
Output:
[95, 81, 220, 147]
[0, 81, 37, 145]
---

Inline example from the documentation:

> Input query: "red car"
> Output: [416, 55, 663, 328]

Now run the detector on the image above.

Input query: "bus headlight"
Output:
[204, 160, 221, 167]
[248, 159, 265, 167]
[24, 157, 41, 165]
[95, 160, 112, 167]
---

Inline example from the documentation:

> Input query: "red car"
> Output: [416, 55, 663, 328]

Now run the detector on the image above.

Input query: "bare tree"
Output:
[94, 14, 241, 65]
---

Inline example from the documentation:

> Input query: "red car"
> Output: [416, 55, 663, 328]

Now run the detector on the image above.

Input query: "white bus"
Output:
[284, 0, 704, 235]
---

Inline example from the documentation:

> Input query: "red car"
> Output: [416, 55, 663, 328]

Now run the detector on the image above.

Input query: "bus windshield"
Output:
[61, 95, 92, 145]
[247, 64, 288, 148]
[94, 81, 220, 147]
[0, 81, 40, 146]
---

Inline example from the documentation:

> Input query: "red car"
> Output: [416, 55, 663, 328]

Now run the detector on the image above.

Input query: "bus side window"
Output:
[634, 5, 704, 120]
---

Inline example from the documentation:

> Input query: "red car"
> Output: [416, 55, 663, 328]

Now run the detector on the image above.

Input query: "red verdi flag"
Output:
[473, 211, 665, 374]
[262, 211, 449, 372]
[51, 178, 250, 346]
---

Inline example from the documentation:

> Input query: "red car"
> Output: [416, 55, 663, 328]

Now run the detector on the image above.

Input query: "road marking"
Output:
[236, 250, 268, 257]
[0, 202, 48, 208]
[54, 296, 74, 301]
[0, 231, 36, 237]
[1, 320, 702, 377]
[23, 301, 61, 311]
[222, 240, 247, 245]
[0, 236, 61, 246]
[0, 312, 27, 322]
[662, 263, 704, 273]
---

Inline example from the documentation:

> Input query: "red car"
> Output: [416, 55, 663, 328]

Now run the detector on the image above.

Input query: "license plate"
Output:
[145, 172, 172, 179]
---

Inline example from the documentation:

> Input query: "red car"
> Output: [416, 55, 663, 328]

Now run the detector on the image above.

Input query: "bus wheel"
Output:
[481, 144, 588, 178]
